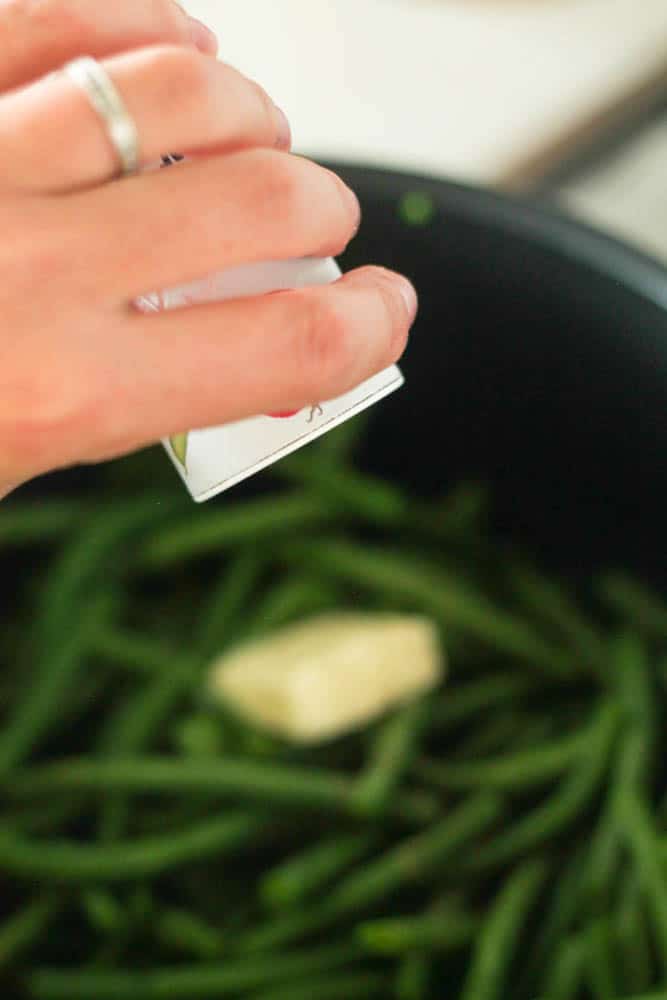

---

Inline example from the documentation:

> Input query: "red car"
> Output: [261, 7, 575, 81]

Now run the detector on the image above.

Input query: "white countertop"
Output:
[559, 114, 667, 264]
[185, 0, 667, 184]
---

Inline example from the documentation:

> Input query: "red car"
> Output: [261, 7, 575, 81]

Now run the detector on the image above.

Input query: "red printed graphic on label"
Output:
[267, 411, 300, 419]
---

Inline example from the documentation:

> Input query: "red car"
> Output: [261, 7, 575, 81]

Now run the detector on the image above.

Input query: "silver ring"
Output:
[62, 56, 140, 177]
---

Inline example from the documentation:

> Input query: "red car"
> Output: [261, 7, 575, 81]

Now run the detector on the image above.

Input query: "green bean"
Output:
[89, 889, 148, 963]
[451, 710, 524, 761]
[420, 482, 489, 538]
[395, 954, 431, 1000]
[241, 793, 502, 952]
[246, 576, 341, 637]
[128, 884, 154, 926]
[155, 908, 222, 958]
[429, 674, 535, 730]
[588, 722, 648, 907]
[286, 539, 574, 678]
[614, 871, 653, 995]
[95, 666, 193, 759]
[275, 450, 408, 525]
[4, 796, 84, 835]
[97, 659, 198, 841]
[314, 411, 369, 462]
[613, 633, 655, 783]
[352, 699, 430, 816]
[174, 714, 225, 758]
[398, 190, 436, 226]
[11, 459, 667, 998]
[462, 701, 617, 871]
[516, 849, 586, 996]
[234, 905, 331, 955]
[37, 496, 182, 646]
[460, 858, 547, 1000]
[27, 942, 360, 999]
[94, 633, 198, 840]
[586, 796, 622, 910]
[508, 562, 607, 673]
[6, 756, 434, 825]
[260, 833, 375, 910]
[415, 726, 586, 791]
[247, 972, 388, 1000]
[597, 572, 667, 637]
[608, 995, 667, 1000]
[358, 904, 477, 955]
[0, 500, 87, 546]
[81, 888, 125, 935]
[194, 551, 264, 662]
[0, 894, 59, 968]
[504, 712, 558, 752]
[0, 595, 109, 775]
[92, 627, 184, 676]
[0, 811, 264, 882]
[618, 788, 667, 979]
[327, 791, 501, 913]
[140, 495, 336, 568]
[540, 934, 586, 1000]
[587, 635, 655, 906]
[585, 918, 618, 999]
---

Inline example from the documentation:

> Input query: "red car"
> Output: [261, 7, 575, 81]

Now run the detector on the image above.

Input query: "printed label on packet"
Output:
[136, 255, 404, 503]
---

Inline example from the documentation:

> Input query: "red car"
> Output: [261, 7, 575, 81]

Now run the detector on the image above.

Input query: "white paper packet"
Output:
[135, 160, 403, 502]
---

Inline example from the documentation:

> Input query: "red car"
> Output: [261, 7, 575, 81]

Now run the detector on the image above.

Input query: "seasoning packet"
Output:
[135, 157, 404, 502]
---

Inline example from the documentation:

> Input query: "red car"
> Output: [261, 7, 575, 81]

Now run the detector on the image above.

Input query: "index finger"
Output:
[0, 0, 215, 93]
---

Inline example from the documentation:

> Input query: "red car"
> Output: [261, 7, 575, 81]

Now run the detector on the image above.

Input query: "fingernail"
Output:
[395, 275, 418, 323]
[189, 16, 219, 54]
[274, 105, 292, 151]
[341, 182, 361, 232]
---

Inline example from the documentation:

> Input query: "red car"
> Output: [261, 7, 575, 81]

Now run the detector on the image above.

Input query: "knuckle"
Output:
[15, 0, 90, 43]
[252, 150, 301, 210]
[4, 0, 188, 44]
[144, 44, 210, 109]
[249, 154, 353, 252]
[296, 291, 355, 395]
[148, 0, 191, 40]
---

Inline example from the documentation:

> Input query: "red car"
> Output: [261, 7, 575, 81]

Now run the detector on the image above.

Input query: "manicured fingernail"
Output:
[395, 276, 418, 323]
[189, 16, 219, 54]
[274, 105, 292, 150]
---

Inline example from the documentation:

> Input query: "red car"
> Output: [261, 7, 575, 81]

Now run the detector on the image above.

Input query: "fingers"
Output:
[72, 149, 360, 302]
[0, 45, 289, 193]
[67, 266, 416, 468]
[0, 0, 214, 94]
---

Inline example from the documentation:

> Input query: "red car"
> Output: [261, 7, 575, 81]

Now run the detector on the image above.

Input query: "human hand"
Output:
[0, 0, 417, 497]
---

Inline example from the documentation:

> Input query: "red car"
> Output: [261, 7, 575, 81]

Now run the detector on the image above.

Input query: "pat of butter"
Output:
[208, 613, 444, 744]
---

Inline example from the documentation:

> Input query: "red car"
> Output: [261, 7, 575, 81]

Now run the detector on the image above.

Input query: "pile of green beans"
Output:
[1, 427, 666, 1000]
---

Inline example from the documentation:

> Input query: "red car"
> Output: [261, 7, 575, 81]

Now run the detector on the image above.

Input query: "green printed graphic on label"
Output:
[170, 433, 189, 470]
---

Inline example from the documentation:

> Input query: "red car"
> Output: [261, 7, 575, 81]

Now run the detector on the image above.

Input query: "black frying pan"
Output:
[333, 165, 667, 589]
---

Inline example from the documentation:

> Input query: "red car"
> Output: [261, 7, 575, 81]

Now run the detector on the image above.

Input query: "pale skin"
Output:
[0, 0, 418, 498]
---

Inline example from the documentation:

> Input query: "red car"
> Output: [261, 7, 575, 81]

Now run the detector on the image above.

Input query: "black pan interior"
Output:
[332, 165, 667, 587]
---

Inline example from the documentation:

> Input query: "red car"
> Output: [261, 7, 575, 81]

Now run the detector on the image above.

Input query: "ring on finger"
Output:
[62, 56, 140, 178]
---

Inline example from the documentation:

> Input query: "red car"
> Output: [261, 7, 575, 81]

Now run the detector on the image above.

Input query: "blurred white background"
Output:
[183, 0, 667, 260]
[185, 0, 667, 186]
